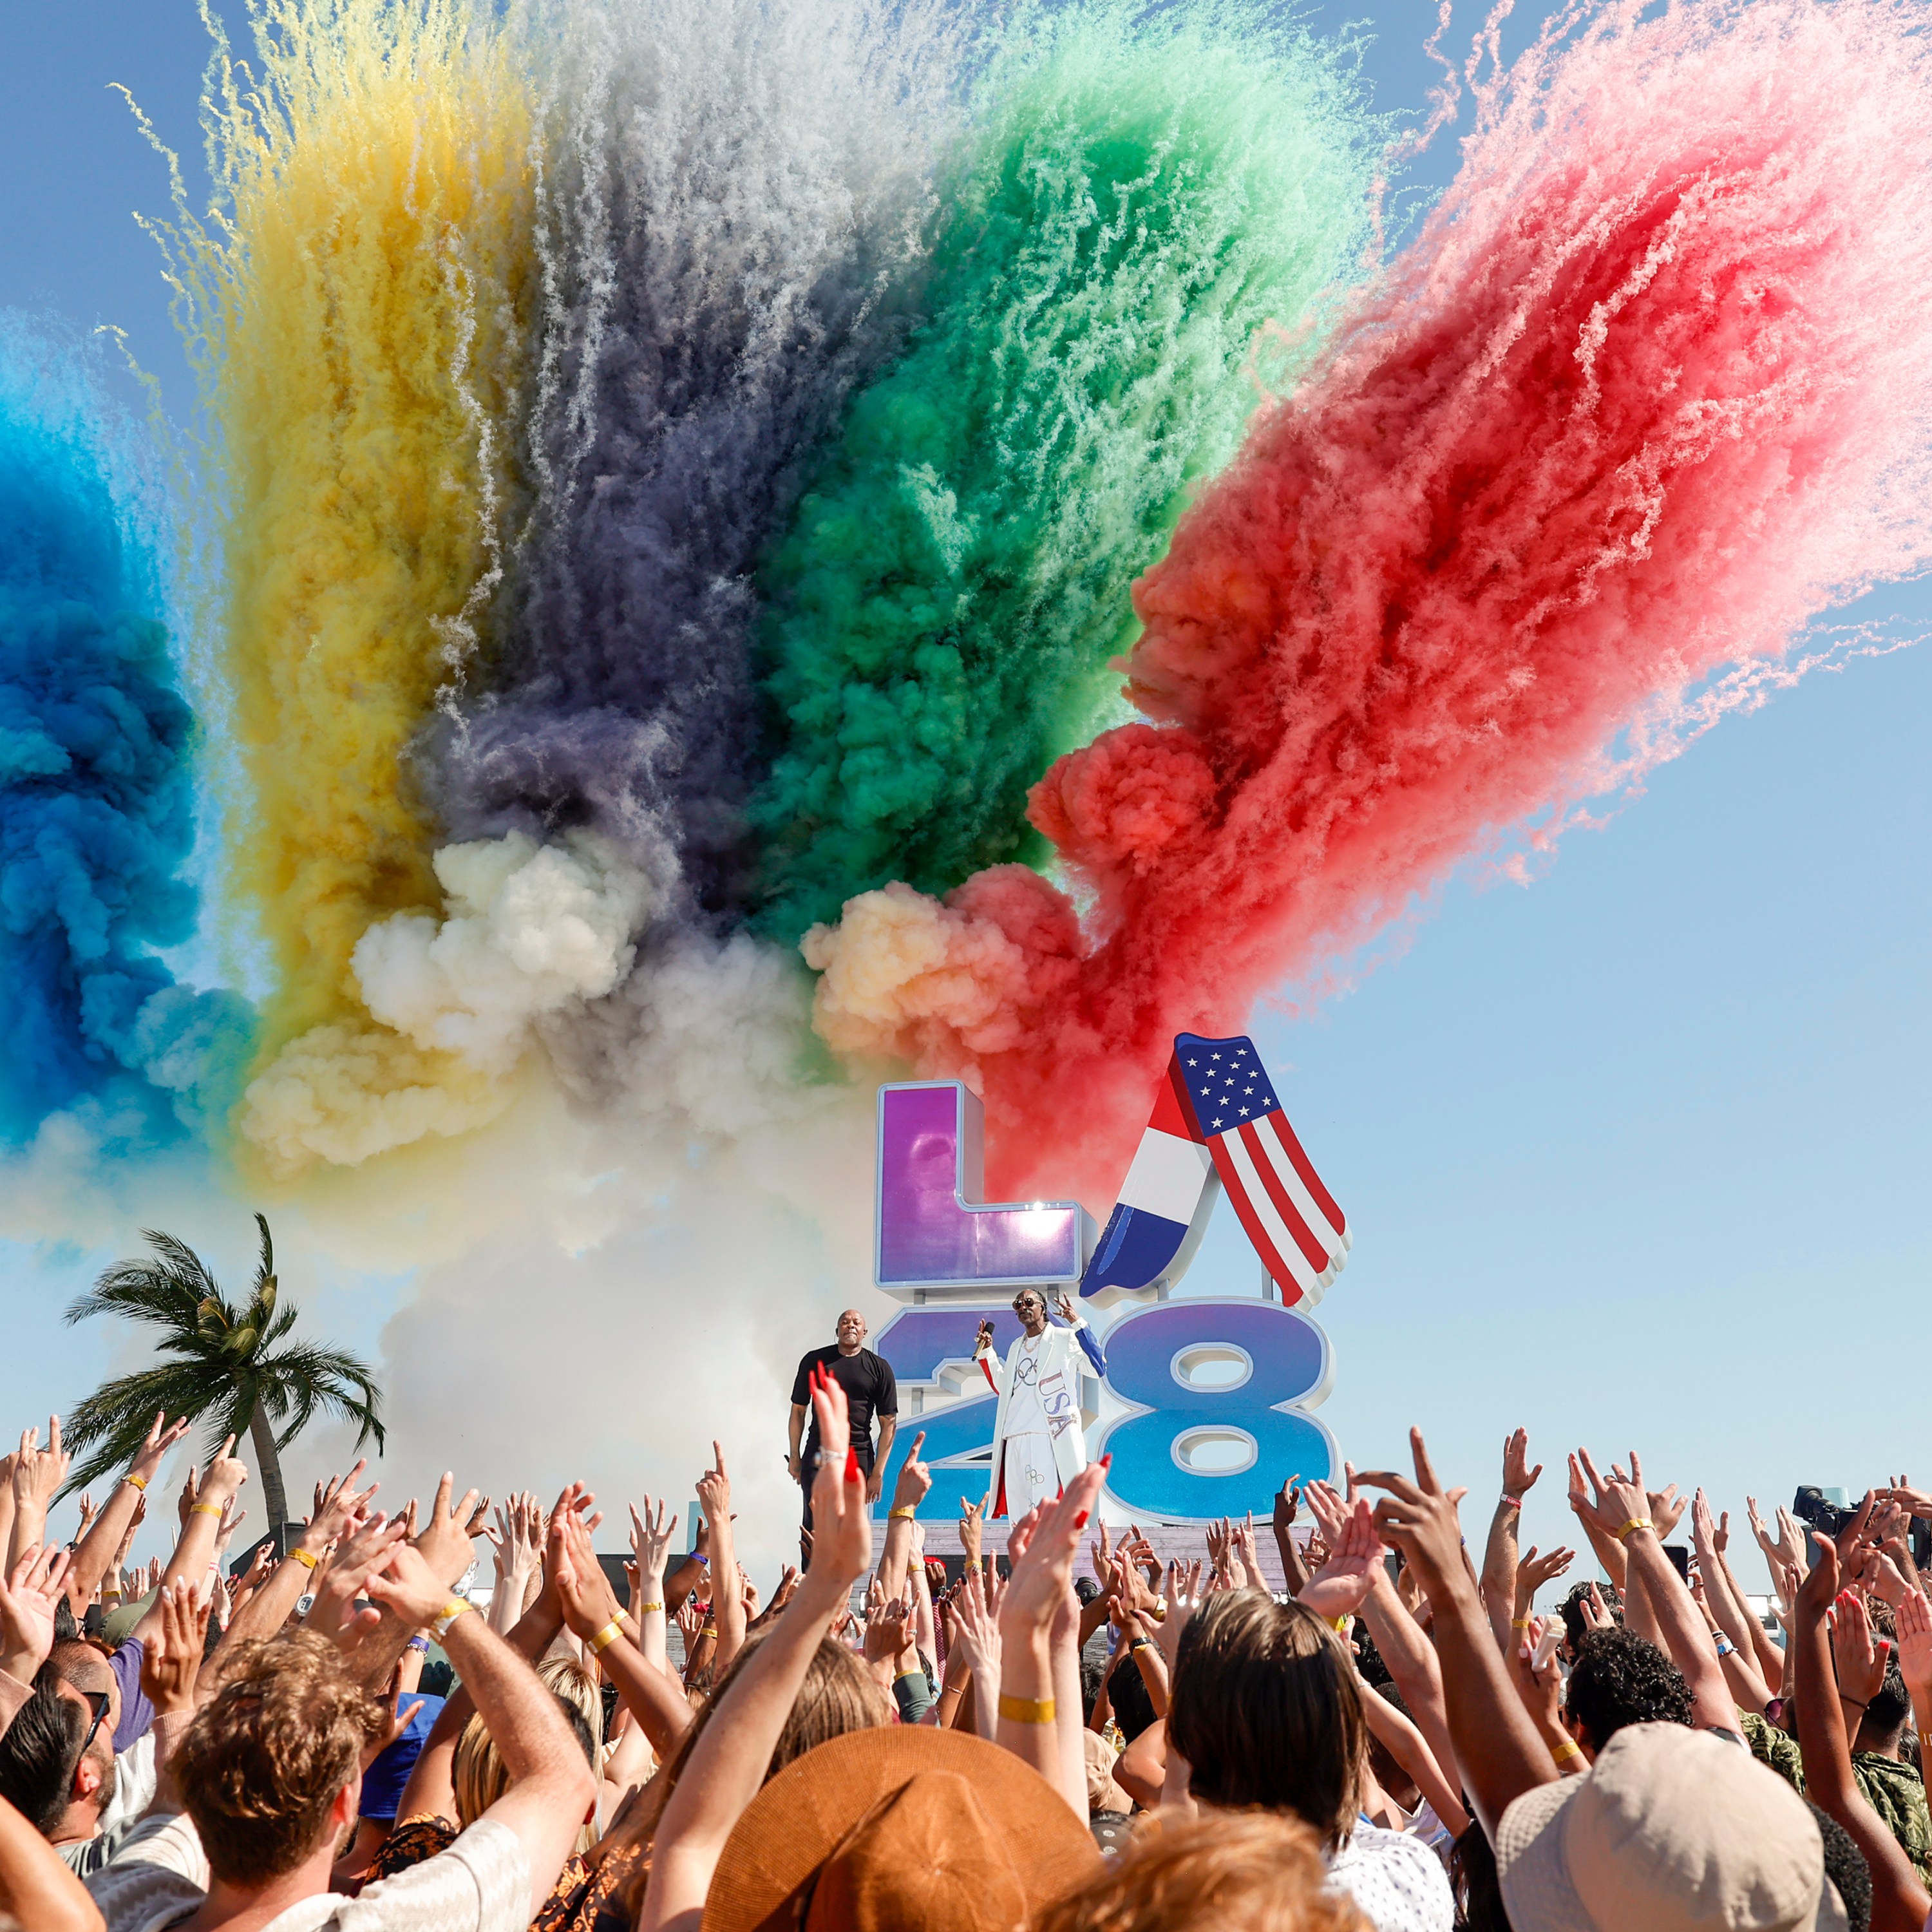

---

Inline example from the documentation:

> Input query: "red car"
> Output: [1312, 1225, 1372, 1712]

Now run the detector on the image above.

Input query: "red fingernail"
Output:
[1075, 1510, 1090, 1528]
[1099, 1454, 1113, 1470]
[845, 1448, 860, 1484]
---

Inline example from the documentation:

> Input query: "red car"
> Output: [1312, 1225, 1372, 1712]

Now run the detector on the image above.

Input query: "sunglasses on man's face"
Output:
[76, 1689, 111, 1758]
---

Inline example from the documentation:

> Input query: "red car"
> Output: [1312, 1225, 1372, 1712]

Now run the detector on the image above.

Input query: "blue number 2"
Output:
[1097, 1300, 1335, 1520]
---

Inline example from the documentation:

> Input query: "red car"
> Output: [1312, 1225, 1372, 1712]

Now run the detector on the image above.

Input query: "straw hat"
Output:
[703, 1727, 1101, 1932]
[1497, 1723, 1851, 1932]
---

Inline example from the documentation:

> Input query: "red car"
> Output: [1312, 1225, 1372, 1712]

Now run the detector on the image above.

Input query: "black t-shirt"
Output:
[791, 1345, 896, 1455]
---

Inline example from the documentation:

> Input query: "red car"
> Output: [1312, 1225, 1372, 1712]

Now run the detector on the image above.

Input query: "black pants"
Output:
[800, 1442, 874, 1540]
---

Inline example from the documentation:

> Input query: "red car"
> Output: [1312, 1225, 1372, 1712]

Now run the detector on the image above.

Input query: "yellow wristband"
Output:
[289, 1547, 320, 1571]
[191, 1502, 223, 1519]
[589, 1616, 627, 1654]
[1327, 1615, 1350, 1633]
[430, 1599, 472, 1640]
[636, 1601, 664, 1616]
[1552, 1739, 1584, 1765]
[1611, 1518, 1654, 1543]
[998, 1692, 1056, 1725]
[1511, 1618, 1531, 1629]
[888, 1506, 916, 1520]
[125, 1474, 147, 1492]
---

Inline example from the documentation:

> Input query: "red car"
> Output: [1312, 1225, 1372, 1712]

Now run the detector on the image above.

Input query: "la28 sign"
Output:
[868, 1080, 1339, 1525]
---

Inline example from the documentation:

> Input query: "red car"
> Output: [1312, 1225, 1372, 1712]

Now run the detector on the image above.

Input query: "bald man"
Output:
[789, 1309, 898, 1559]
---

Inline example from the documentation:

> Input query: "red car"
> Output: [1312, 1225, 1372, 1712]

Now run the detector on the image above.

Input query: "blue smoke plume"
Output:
[0, 321, 252, 1148]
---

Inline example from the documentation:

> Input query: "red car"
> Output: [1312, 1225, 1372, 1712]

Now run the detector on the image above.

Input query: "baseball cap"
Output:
[1497, 1723, 1852, 1932]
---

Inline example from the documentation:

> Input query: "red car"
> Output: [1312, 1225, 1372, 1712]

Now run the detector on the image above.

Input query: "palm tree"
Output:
[63, 1215, 383, 1551]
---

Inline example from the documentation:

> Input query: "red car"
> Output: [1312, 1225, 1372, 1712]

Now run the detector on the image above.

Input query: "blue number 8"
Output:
[1097, 1300, 1335, 1520]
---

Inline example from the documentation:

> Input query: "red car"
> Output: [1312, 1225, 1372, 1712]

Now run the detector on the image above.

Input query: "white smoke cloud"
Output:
[355, 831, 654, 1073]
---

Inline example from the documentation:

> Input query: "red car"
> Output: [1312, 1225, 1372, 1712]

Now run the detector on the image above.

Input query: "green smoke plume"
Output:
[750, 1, 1379, 941]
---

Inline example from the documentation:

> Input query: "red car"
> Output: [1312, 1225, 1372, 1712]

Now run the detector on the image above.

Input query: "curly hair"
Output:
[1033, 1810, 1369, 1932]
[1557, 1579, 1623, 1656]
[1563, 1630, 1692, 1752]
[173, 1632, 388, 1888]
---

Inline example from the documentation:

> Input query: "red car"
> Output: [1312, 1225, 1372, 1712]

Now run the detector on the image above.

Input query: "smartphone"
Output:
[1665, 1543, 1690, 1582]
[1531, 1623, 1564, 1672]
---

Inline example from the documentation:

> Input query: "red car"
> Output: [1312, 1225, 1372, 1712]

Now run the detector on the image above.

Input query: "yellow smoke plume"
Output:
[148, 0, 536, 1174]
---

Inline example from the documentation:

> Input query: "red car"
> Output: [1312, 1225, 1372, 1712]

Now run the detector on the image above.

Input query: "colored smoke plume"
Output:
[806, 0, 1932, 1205]
[426, 0, 963, 921]
[751, 2, 1378, 942]
[144, 0, 537, 1173]
[0, 319, 251, 1151]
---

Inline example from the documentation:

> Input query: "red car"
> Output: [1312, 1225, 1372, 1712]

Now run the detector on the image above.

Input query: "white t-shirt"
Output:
[1327, 1822, 1455, 1932]
[1004, 1332, 1050, 1439]
[86, 1811, 529, 1932]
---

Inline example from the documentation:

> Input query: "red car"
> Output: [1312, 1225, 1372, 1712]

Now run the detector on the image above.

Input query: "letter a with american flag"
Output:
[1079, 1032, 1349, 1307]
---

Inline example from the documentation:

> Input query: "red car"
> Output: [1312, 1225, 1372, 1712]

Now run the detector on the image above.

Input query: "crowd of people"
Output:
[0, 1378, 1927, 1931]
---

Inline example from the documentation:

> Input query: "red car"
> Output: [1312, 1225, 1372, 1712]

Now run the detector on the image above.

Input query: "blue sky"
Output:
[3, 0, 1927, 1584]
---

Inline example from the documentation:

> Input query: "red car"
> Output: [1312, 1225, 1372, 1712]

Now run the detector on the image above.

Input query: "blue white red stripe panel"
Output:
[1078, 1058, 1217, 1300]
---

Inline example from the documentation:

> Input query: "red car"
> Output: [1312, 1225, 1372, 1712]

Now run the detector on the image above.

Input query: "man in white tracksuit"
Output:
[974, 1288, 1108, 1519]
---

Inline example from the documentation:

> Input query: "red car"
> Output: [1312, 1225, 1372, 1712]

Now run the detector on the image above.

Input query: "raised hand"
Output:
[413, 1472, 484, 1588]
[1358, 1428, 1472, 1606]
[1302, 1479, 1349, 1550]
[975, 1320, 996, 1353]
[1501, 1428, 1543, 1498]
[1579, 1582, 1616, 1634]
[129, 1412, 194, 1491]
[891, 1432, 932, 1512]
[0, 1543, 71, 1681]
[1298, 1498, 1386, 1621]
[630, 1496, 676, 1584]
[307, 1460, 377, 1552]
[863, 1586, 915, 1667]
[795, 1367, 871, 1610]
[194, 1435, 249, 1513]
[1273, 1479, 1301, 1530]
[1882, 1475, 1932, 1520]
[364, 1540, 461, 1632]
[1830, 1587, 1889, 1709]
[1569, 1449, 1651, 1544]
[1234, 1514, 1264, 1588]
[12, 1420, 69, 1511]
[75, 1492, 96, 1539]
[1052, 1292, 1077, 1325]
[950, 1566, 1002, 1683]
[1157, 1559, 1203, 1674]
[555, 1510, 625, 1642]
[305, 1511, 409, 1640]
[140, 1580, 214, 1716]
[696, 1443, 732, 1530]
[1895, 1589, 1932, 1701]
[958, 1495, 985, 1569]
[999, 1461, 1108, 1636]
[1517, 1545, 1578, 1602]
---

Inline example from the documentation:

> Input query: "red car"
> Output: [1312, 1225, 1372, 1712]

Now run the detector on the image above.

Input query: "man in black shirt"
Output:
[788, 1308, 897, 1562]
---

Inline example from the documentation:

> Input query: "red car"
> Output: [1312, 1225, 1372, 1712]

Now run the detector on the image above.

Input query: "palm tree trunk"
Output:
[247, 1405, 290, 1556]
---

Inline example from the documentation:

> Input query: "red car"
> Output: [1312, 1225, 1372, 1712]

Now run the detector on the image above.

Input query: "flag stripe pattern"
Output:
[1078, 1057, 1217, 1299]
[1173, 1032, 1349, 1307]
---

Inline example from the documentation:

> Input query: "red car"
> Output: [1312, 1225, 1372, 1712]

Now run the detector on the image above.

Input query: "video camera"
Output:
[1794, 1485, 1932, 1567]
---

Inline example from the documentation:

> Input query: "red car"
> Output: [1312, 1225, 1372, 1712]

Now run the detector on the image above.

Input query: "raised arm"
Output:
[1271, 1481, 1312, 1596]
[368, 1547, 597, 1918]
[1573, 1452, 1735, 1736]
[62, 1414, 192, 1613]
[1359, 1430, 1557, 1839]
[9, 1423, 70, 1575]
[641, 1370, 874, 1932]
[1793, 1534, 1932, 1932]
[1480, 1429, 1541, 1650]
[876, 1431, 929, 1603]
[0, 1790, 102, 1932]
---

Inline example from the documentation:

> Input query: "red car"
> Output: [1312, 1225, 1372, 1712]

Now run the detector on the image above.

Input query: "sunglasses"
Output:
[76, 1689, 110, 1759]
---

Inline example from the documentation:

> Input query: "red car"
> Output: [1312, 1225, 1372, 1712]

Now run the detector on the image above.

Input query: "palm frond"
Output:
[258, 1341, 385, 1454]
[61, 1364, 235, 1495]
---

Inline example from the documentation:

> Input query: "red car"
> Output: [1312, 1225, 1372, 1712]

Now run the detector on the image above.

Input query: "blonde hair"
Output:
[453, 1656, 604, 1850]
[1033, 1812, 1370, 1932]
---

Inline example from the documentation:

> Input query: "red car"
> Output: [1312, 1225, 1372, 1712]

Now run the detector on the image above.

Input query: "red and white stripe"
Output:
[1209, 1113, 1351, 1308]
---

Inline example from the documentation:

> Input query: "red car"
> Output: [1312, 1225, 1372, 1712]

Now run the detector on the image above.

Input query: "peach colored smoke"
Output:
[805, 0, 1932, 1206]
